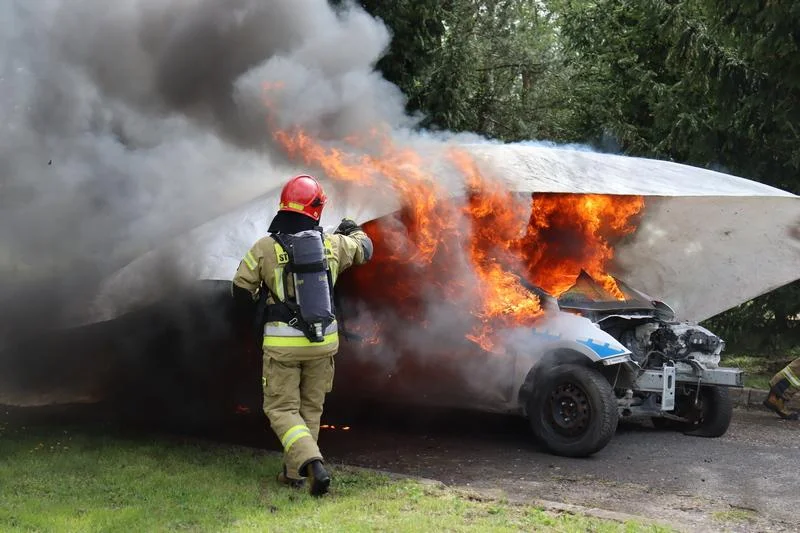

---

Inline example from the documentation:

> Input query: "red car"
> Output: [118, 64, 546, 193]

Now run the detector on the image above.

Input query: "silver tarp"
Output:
[89, 142, 800, 324]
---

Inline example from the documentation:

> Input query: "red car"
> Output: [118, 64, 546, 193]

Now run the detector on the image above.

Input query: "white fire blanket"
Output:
[88, 142, 800, 324]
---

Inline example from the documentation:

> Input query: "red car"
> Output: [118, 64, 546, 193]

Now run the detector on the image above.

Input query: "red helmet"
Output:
[278, 174, 327, 221]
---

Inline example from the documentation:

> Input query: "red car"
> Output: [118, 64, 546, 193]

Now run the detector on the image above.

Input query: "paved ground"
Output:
[313, 405, 799, 532]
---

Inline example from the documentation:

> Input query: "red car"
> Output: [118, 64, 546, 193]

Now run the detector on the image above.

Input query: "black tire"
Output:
[651, 386, 732, 437]
[680, 386, 733, 437]
[527, 364, 619, 457]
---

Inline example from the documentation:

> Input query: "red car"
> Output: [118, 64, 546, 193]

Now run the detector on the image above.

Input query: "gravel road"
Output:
[313, 404, 799, 532]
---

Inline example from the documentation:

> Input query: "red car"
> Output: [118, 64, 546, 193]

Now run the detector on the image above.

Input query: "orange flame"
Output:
[262, 83, 645, 352]
[320, 424, 351, 431]
[521, 194, 645, 298]
[451, 150, 544, 350]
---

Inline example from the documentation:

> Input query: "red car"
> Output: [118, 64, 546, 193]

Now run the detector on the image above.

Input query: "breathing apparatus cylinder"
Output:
[290, 230, 334, 341]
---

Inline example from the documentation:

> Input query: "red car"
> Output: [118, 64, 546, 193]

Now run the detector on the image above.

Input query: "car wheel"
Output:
[527, 364, 619, 457]
[673, 386, 733, 438]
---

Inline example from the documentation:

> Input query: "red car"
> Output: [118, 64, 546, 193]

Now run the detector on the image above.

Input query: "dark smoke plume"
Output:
[0, 0, 409, 342]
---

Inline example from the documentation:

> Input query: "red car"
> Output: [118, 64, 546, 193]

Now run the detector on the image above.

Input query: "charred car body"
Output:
[0, 269, 742, 460]
[334, 270, 743, 458]
[0, 268, 743, 460]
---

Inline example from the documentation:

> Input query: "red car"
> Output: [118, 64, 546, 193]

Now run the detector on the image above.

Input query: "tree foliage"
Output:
[548, 0, 800, 349]
[349, 1, 577, 140]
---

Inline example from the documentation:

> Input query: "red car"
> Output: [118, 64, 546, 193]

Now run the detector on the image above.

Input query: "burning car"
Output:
[331, 263, 743, 458]
[0, 261, 742, 461]
[7, 141, 793, 460]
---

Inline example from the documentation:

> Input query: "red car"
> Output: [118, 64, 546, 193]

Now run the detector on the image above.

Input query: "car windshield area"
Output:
[556, 270, 659, 310]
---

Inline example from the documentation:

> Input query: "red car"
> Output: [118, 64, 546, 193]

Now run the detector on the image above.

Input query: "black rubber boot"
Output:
[306, 460, 331, 496]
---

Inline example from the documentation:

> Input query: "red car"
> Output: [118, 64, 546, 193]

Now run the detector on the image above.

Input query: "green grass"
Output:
[741, 374, 772, 391]
[0, 423, 670, 533]
[720, 353, 792, 390]
[711, 508, 757, 524]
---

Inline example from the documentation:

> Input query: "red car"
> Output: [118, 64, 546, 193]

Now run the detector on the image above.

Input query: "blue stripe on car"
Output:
[577, 338, 628, 358]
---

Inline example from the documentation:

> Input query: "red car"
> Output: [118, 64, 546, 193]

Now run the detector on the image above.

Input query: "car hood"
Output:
[556, 271, 675, 319]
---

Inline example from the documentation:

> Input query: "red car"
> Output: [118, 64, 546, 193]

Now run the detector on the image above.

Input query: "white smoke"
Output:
[0, 0, 412, 338]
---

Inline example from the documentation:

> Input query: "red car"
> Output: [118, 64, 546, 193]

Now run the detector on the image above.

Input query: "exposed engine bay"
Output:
[622, 322, 724, 368]
[559, 271, 725, 369]
[556, 271, 741, 440]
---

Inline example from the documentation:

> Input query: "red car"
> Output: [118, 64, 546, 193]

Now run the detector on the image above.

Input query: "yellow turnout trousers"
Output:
[771, 357, 800, 398]
[262, 347, 336, 479]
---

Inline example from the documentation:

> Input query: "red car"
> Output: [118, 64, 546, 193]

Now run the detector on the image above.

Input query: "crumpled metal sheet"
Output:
[87, 143, 800, 325]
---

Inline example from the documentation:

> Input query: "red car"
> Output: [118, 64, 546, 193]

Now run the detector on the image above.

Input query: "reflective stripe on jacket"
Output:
[263, 320, 339, 348]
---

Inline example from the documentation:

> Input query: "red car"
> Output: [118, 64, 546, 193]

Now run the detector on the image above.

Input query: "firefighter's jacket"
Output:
[233, 229, 372, 360]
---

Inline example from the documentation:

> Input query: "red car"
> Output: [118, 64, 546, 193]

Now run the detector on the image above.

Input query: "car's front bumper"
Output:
[631, 361, 743, 411]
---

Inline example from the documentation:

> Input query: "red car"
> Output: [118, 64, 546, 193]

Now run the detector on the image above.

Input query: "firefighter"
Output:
[763, 356, 800, 420]
[231, 174, 373, 495]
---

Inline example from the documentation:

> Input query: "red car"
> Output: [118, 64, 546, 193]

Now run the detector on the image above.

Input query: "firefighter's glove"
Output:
[335, 218, 361, 236]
